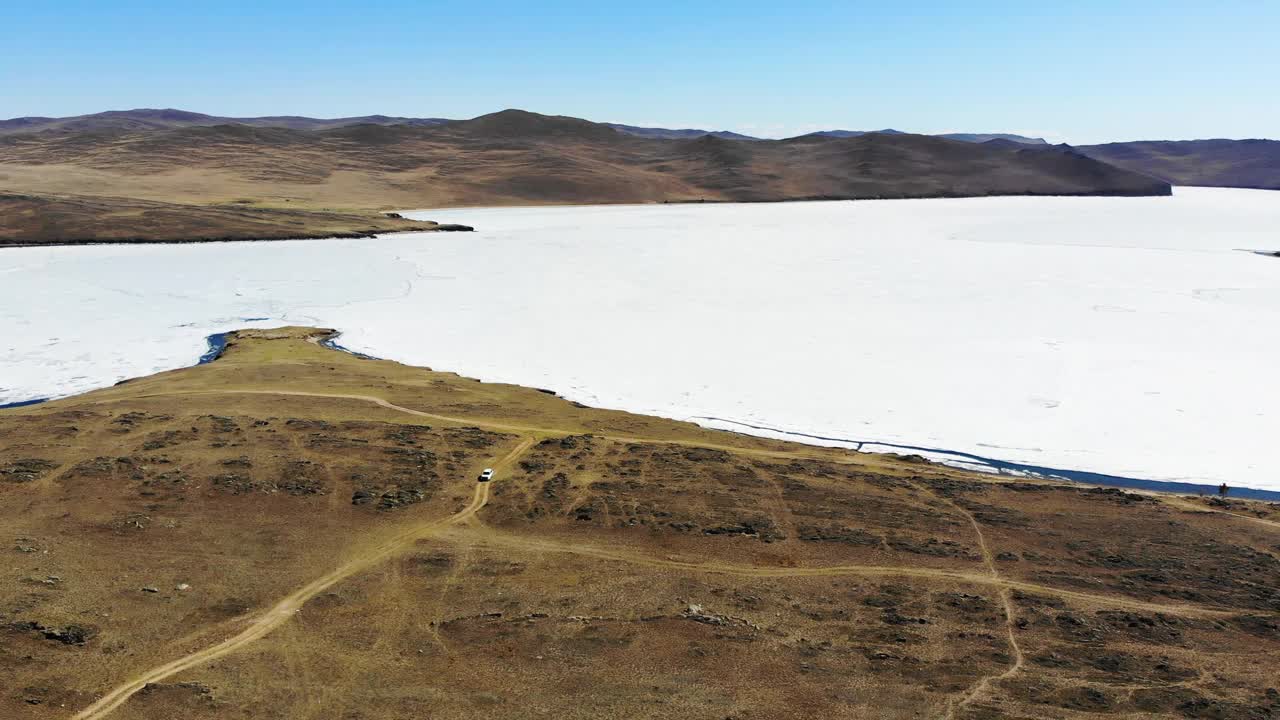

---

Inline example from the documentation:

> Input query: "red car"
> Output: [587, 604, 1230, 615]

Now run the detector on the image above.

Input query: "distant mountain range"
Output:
[0, 108, 1175, 243]
[601, 123, 761, 141]
[4, 109, 1273, 191]
[0, 109, 453, 135]
[604, 124, 1049, 145]
[0, 108, 1170, 204]
[1076, 139, 1280, 190]
[799, 129, 1049, 144]
[0, 109, 1043, 145]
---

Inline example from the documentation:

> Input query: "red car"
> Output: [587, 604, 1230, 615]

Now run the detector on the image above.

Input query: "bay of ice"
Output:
[2, 187, 1277, 491]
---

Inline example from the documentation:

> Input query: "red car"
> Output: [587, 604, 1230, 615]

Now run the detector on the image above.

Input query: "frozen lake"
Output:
[2, 187, 1277, 491]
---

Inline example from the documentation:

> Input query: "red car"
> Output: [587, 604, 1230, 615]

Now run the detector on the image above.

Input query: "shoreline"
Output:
[9, 328, 1274, 502]
[1, 188, 1181, 249]
[693, 416, 1280, 501]
[398, 187, 1191, 215]
[0, 224, 473, 250]
[4, 189, 1179, 251]
[0, 331, 233, 410]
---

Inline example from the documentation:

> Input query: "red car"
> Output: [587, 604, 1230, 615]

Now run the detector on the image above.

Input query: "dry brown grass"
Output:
[2, 328, 1276, 719]
[0, 192, 460, 246]
[0, 110, 1172, 245]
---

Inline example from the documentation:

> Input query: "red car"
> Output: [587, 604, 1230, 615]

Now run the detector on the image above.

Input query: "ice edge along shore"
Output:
[8, 328, 1277, 502]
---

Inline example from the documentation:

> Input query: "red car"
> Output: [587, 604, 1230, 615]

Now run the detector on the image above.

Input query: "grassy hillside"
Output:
[0, 109, 452, 135]
[0, 193, 462, 246]
[0, 110, 1171, 244]
[2, 327, 1277, 719]
[1079, 139, 1280, 189]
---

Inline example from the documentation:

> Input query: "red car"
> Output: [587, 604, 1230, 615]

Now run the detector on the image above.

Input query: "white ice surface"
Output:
[2, 187, 1277, 490]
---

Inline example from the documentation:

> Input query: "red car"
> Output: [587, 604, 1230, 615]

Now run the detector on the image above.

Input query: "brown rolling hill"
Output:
[2, 327, 1279, 719]
[0, 108, 1040, 145]
[0, 192, 468, 247]
[0, 108, 452, 136]
[0, 109, 1171, 245]
[1078, 139, 1280, 190]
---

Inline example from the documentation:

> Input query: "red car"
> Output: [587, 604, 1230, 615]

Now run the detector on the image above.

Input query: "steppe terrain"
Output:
[8, 108, 1279, 245]
[2, 328, 1278, 719]
[1079, 140, 1280, 191]
[0, 109, 1170, 244]
[0, 193, 462, 247]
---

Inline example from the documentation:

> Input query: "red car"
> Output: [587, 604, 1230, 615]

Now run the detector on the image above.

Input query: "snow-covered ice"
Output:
[2, 187, 1277, 490]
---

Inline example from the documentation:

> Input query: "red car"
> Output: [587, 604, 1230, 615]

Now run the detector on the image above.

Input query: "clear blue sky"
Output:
[3, 0, 1277, 143]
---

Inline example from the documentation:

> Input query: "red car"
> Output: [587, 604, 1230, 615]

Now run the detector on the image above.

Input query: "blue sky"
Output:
[3, 0, 1277, 143]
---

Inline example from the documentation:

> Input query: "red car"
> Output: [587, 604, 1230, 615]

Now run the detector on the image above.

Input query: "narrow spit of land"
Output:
[2, 327, 1277, 720]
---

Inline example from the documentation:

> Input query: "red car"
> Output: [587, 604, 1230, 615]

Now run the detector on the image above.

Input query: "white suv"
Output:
[478, 468, 495, 482]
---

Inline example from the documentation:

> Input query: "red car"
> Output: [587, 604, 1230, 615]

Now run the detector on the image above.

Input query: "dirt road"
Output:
[67, 386, 1271, 719]
[128, 389, 861, 464]
[69, 435, 533, 720]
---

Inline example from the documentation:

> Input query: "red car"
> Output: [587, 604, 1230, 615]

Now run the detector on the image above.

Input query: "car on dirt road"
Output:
[478, 468, 494, 482]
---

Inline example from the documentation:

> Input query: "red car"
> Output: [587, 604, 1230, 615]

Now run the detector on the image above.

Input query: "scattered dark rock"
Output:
[378, 487, 427, 510]
[443, 426, 501, 449]
[1177, 697, 1273, 719]
[684, 447, 731, 463]
[139, 681, 214, 701]
[887, 535, 973, 558]
[703, 517, 784, 542]
[1053, 612, 1107, 643]
[409, 552, 454, 572]
[110, 411, 171, 431]
[796, 525, 881, 546]
[895, 454, 931, 464]
[108, 513, 152, 532]
[1096, 611, 1186, 643]
[1131, 687, 1203, 714]
[69, 456, 117, 477]
[278, 462, 327, 495]
[210, 473, 258, 494]
[1057, 686, 1114, 711]
[1084, 486, 1156, 504]
[200, 415, 238, 433]
[1031, 652, 1074, 669]
[0, 458, 58, 483]
[285, 418, 332, 430]
[881, 608, 930, 626]
[1230, 614, 1280, 639]
[541, 473, 570, 502]
[385, 424, 433, 445]
[10, 621, 98, 645]
[520, 459, 550, 474]
[937, 592, 993, 614]
[682, 604, 730, 626]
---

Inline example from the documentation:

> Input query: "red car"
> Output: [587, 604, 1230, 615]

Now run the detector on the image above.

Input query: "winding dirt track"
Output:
[426, 528, 1232, 617]
[129, 389, 854, 464]
[69, 434, 533, 720]
[1164, 496, 1280, 531]
[914, 482, 1026, 719]
[68, 387, 1269, 719]
[115, 389, 1249, 620]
